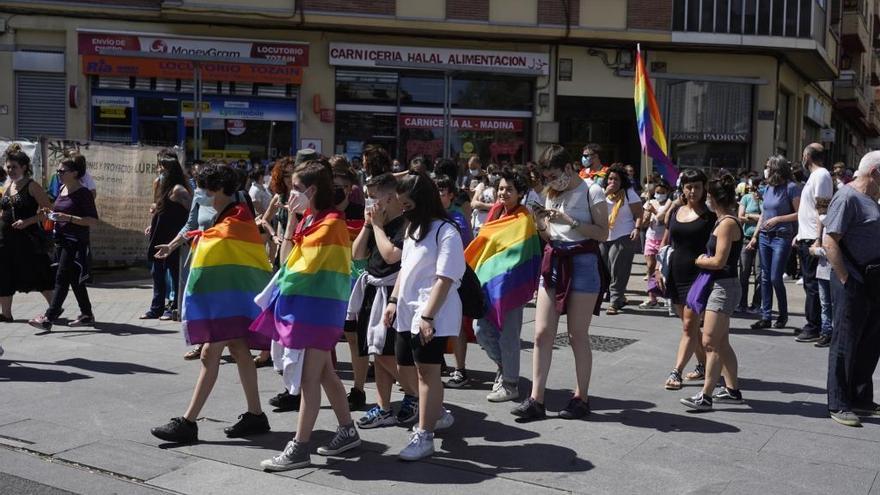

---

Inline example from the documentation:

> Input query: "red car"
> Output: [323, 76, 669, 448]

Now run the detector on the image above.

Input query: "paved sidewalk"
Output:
[1, 261, 879, 495]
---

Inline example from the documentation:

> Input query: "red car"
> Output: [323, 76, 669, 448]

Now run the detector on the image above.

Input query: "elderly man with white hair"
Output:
[822, 150, 880, 427]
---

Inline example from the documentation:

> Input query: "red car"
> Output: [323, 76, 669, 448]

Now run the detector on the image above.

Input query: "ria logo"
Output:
[150, 40, 168, 53]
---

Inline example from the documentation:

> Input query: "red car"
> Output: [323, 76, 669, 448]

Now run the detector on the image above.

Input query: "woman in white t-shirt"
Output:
[512, 145, 609, 421]
[640, 180, 673, 308]
[383, 171, 465, 462]
[600, 165, 643, 315]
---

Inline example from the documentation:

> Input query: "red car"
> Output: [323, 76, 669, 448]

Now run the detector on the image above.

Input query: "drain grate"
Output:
[553, 334, 638, 353]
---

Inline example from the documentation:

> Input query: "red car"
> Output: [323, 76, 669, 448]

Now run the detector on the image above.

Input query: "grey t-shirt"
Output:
[823, 185, 880, 282]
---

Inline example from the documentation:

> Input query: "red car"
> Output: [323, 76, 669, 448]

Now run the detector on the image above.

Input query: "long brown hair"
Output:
[155, 150, 189, 214]
[270, 156, 295, 196]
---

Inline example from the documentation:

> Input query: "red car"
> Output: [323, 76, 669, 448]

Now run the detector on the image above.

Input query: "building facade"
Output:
[0, 0, 869, 172]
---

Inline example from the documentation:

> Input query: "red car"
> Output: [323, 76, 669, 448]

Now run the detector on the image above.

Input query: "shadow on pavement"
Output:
[42, 321, 178, 336]
[0, 361, 91, 382]
[737, 377, 824, 395]
[592, 408, 741, 433]
[718, 398, 828, 418]
[4, 357, 175, 376]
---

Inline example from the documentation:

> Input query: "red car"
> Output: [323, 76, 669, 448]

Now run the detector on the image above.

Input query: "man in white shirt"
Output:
[795, 143, 834, 343]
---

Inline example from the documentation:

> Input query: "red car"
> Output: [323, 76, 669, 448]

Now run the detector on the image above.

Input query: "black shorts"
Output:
[395, 330, 448, 366]
[345, 285, 397, 357]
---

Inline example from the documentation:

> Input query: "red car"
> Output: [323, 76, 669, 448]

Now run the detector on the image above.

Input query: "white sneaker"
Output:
[399, 429, 434, 461]
[796, 278, 803, 285]
[411, 409, 454, 432]
[487, 382, 519, 402]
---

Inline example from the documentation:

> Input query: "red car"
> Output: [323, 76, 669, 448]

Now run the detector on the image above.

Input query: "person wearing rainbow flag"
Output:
[255, 160, 361, 471]
[150, 165, 272, 444]
[513, 145, 609, 421]
[578, 143, 608, 188]
[468, 167, 542, 402]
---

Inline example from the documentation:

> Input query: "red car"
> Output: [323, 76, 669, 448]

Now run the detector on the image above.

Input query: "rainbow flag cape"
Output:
[635, 44, 679, 186]
[182, 203, 273, 349]
[464, 206, 541, 330]
[250, 210, 352, 350]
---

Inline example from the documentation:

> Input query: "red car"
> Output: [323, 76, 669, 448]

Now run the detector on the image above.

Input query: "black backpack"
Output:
[434, 221, 488, 319]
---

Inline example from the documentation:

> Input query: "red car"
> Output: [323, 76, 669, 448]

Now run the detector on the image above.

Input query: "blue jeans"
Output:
[818, 278, 833, 337]
[759, 232, 792, 321]
[474, 306, 524, 384]
[150, 251, 180, 314]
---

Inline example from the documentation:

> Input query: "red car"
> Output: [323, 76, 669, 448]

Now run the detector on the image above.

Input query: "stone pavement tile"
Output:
[0, 472, 79, 495]
[56, 440, 197, 481]
[0, 449, 169, 495]
[759, 428, 880, 471]
[148, 458, 354, 494]
[734, 451, 877, 495]
[296, 449, 568, 494]
[0, 419, 102, 455]
[871, 474, 880, 495]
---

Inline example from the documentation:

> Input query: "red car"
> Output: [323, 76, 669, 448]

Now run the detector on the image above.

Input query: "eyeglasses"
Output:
[56, 169, 72, 175]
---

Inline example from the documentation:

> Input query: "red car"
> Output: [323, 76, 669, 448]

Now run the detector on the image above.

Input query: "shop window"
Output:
[730, 0, 744, 33]
[335, 112, 398, 160]
[138, 97, 178, 119]
[335, 70, 398, 105]
[400, 74, 445, 107]
[450, 76, 533, 111]
[139, 120, 178, 146]
[92, 103, 132, 144]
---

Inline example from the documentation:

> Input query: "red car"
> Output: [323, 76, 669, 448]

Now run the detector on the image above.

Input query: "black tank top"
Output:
[706, 215, 742, 280]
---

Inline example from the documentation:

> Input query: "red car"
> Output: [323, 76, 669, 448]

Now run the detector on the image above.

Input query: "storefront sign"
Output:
[400, 115, 524, 132]
[181, 99, 297, 122]
[671, 132, 749, 143]
[226, 119, 247, 136]
[78, 31, 309, 66]
[92, 95, 134, 107]
[820, 128, 836, 143]
[805, 95, 829, 126]
[330, 42, 549, 75]
[100, 107, 127, 119]
[82, 55, 303, 85]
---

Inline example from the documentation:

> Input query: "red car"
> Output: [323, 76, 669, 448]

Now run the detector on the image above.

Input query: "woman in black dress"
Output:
[0, 144, 54, 321]
[657, 169, 716, 390]
[141, 150, 191, 320]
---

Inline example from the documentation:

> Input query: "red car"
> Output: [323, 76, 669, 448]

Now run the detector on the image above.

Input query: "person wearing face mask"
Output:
[470, 163, 499, 237]
[0, 144, 54, 323]
[601, 164, 644, 315]
[141, 151, 192, 321]
[347, 173, 420, 429]
[737, 179, 764, 313]
[578, 143, 608, 187]
[512, 144, 609, 421]
[640, 181, 673, 308]
[461, 155, 483, 191]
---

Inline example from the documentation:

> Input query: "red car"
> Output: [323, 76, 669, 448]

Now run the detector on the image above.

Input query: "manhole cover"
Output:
[553, 334, 637, 353]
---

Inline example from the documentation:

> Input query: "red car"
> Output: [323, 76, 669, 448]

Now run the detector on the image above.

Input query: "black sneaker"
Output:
[750, 319, 772, 330]
[680, 392, 713, 411]
[445, 369, 469, 389]
[269, 390, 300, 411]
[347, 387, 366, 411]
[151, 417, 198, 443]
[814, 335, 832, 348]
[795, 330, 820, 343]
[773, 316, 788, 329]
[558, 397, 590, 420]
[316, 423, 361, 455]
[396, 394, 419, 424]
[711, 387, 744, 404]
[852, 403, 880, 417]
[224, 412, 270, 437]
[511, 397, 546, 420]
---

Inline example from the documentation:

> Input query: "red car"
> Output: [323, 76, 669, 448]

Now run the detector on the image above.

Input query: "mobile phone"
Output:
[47, 212, 63, 221]
[529, 201, 546, 211]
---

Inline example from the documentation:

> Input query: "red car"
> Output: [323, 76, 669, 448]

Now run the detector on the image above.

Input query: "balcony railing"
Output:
[673, 0, 827, 45]
[834, 76, 870, 117]
[841, 4, 870, 52]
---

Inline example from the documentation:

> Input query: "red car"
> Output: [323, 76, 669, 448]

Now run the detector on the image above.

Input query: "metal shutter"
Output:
[16, 72, 66, 139]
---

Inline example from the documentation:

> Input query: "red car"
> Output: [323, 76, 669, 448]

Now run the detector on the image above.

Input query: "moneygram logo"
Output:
[150, 40, 168, 53]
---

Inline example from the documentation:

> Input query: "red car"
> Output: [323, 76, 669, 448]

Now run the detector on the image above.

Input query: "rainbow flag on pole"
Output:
[250, 210, 351, 350]
[635, 43, 679, 186]
[182, 203, 273, 349]
[464, 206, 541, 331]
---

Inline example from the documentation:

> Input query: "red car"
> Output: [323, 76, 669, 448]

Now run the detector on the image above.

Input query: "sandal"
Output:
[183, 345, 203, 360]
[665, 369, 683, 390]
[139, 311, 161, 320]
[254, 354, 273, 368]
[685, 363, 705, 381]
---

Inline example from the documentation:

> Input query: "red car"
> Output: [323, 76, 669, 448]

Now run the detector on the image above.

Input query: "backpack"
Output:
[434, 220, 488, 319]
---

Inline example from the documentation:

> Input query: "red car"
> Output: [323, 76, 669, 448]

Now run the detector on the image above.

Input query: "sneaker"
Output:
[814, 335, 832, 348]
[487, 381, 519, 402]
[795, 330, 821, 343]
[151, 417, 198, 443]
[796, 278, 803, 285]
[347, 387, 366, 411]
[750, 319, 772, 330]
[223, 412, 270, 437]
[159, 310, 174, 321]
[434, 409, 454, 431]
[680, 392, 713, 411]
[830, 410, 862, 427]
[491, 369, 503, 392]
[773, 316, 788, 329]
[396, 394, 418, 424]
[28, 315, 53, 332]
[511, 397, 546, 420]
[261, 439, 310, 471]
[667, 306, 677, 317]
[399, 429, 435, 461]
[853, 403, 880, 417]
[445, 369, 469, 388]
[711, 387, 744, 404]
[638, 300, 658, 309]
[317, 423, 361, 455]
[558, 397, 591, 420]
[68, 315, 95, 327]
[357, 406, 397, 429]
[269, 390, 301, 412]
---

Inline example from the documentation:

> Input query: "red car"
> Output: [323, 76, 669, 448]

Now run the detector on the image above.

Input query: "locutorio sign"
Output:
[329, 42, 550, 75]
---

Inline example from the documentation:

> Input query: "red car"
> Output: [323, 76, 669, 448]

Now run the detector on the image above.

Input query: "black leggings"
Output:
[46, 243, 93, 319]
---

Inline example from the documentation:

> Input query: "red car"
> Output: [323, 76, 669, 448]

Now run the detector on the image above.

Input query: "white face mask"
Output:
[655, 193, 668, 203]
[549, 172, 571, 192]
[581, 155, 592, 167]
[764, 168, 770, 179]
[469, 168, 481, 177]
[288, 189, 309, 214]
[365, 197, 376, 210]
[488, 174, 500, 183]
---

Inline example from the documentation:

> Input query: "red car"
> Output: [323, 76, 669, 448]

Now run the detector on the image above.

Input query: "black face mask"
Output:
[333, 187, 347, 206]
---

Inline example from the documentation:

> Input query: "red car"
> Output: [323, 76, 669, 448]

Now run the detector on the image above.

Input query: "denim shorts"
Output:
[541, 245, 601, 294]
